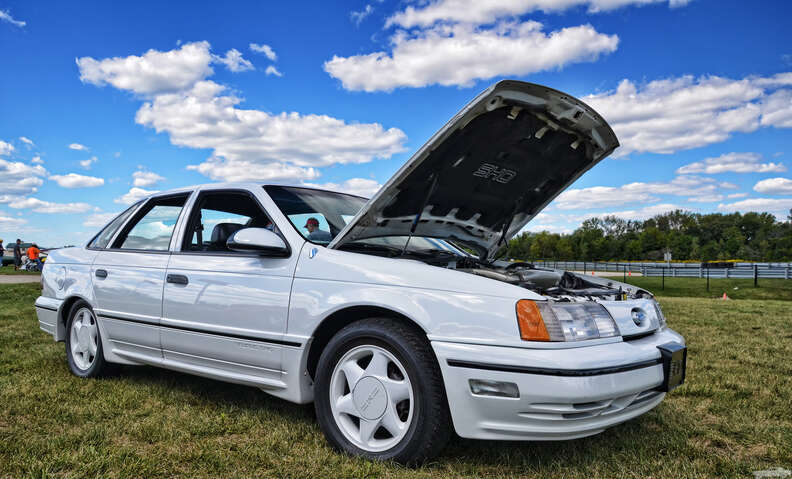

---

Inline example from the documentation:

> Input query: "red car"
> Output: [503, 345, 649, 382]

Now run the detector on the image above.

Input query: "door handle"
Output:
[95, 269, 107, 279]
[166, 274, 189, 285]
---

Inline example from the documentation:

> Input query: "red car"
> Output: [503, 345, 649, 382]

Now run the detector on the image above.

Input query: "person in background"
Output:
[27, 243, 42, 271]
[304, 217, 332, 242]
[13, 239, 22, 271]
[0, 239, 5, 268]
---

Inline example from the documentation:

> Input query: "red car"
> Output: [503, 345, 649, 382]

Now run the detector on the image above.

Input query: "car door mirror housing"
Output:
[227, 228, 290, 256]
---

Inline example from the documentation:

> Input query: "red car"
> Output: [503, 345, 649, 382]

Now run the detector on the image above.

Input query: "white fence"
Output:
[530, 261, 792, 279]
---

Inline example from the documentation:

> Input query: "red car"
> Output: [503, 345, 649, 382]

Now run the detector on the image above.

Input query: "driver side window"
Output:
[183, 191, 273, 252]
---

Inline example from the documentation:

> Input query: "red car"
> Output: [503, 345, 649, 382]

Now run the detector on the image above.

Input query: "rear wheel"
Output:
[314, 318, 451, 464]
[65, 300, 111, 378]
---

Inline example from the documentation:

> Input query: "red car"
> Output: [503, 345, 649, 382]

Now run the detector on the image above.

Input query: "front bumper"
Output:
[432, 328, 685, 440]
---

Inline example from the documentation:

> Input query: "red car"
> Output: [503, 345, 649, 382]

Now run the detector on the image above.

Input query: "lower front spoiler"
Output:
[432, 338, 676, 441]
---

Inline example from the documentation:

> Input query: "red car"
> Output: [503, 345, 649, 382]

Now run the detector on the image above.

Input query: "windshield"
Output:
[264, 185, 469, 256]
[265, 185, 366, 245]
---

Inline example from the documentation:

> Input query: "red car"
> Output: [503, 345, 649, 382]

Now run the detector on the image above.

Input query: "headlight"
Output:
[516, 300, 620, 342]
[652, 300, 667, 328]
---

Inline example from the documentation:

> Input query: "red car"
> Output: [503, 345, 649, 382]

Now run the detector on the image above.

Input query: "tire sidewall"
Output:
[315, 321, 439, 462]
[65, 300, 105, 378]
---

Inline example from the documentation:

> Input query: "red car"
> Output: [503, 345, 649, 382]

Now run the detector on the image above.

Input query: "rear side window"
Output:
[112, 194, 189, 251]
[88, 203, 140, 249]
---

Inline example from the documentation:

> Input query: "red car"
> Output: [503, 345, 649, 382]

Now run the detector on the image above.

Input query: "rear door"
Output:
[92, 193, 191, 363]
[161, 189, 296, 386]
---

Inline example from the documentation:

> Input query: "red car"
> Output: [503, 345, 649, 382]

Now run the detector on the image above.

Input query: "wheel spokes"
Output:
[380, 404, 406, 437]
[382, 378, 410, 403]
[358, 417, 380, 447]
[335, 393, 358, 417]
[364, 350, 390, 378]
[340, 360, 364, 389]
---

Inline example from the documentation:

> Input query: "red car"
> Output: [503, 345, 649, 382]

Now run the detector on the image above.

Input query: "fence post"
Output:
[725, 268, 730, 279]
[583, 262, 586, 274]
[662, 267, 665, 290]
[786, 266, 790, 280]
[754, 264, 758, 288]
[706, 266, 709, 292]
[623, 265, 626, 283]
[699, 266, 702, 278]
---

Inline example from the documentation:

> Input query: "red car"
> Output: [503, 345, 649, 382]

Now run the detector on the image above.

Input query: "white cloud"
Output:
[717, 197, 792, 219]
[585, 74, 792, 157]
[388, 0, 689, 28]
[0, 9, 26, 27]
[0, 159, 47, 197]
[76, 41, 215, 96]
[69, 143, 89, 151]
[351, 4, 375, 26]
[727, 192, 748, 199]
[592, 203, 684, 221]
[19, 136, 34, 147]
[554, 176, 730, 210]
[760, 89, 792, 128]
[132, 169, 165, 187]
[9, 197, 92, 214]
[325, 21, 618, 91]
[305, 178, 382, 198]
[0, 140, 15, 156]
[0, 212, 27, 227]
[214, 48, 254, 72]
[265, 65, 283, 77]
[80, 156, 98, 169]
[676, 152, 786, 175]
[753, 177, 792, 195]
[31, 156, 44, 164]
[249, 43, 277, 61]
[135, 80, 405, 181]
[83, 212, 119, 227]
[79, 42, 406, 183]
[50, 173, 105, 188]
[114, 187, 159, 205]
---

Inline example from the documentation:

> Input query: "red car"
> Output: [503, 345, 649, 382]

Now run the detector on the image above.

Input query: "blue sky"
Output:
[1, 0, 791, 246]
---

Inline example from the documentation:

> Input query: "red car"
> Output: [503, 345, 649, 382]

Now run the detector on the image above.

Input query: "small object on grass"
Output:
[722, 292, 729, 300]
[734, 287, 739, 290]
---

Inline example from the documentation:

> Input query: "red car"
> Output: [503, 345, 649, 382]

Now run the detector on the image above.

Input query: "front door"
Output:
[161, 190, 294, 387]
[92, 193, 190, 363]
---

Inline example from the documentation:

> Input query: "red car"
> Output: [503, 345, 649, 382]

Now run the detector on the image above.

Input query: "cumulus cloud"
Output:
[9, 197, 92, 214]
[760, 89, 792, 128]
[78, 42, 406, 183]
[80, 156, 98, 169]
[305, 178, 382, 198]
[0, 159, 47, 198]
[676, 152, 786, 175]
[554, 176, 730, 210]
[50, 173, 105, 188]
[31, 156, 44, 164]
[249, 43, 277, 61]
[753, 177, 792, 195]
[213, 48, 254, 72]
[132, 169, 165, 187]
[0, 140, 15, 156]
[83, 212, 119, 227]
[585, 74, 792, 157]
[69, 143, 89, 151]
[19, 136, 34, 147]
[265, 65, 283, 77]
[114, 187, 159, 205]
[77, 41, 215, 96]
[324, 21, 618, 91]
[717, 197, 792, 219]
[0, 9, 25, 27]
[0, 212, 27, 227]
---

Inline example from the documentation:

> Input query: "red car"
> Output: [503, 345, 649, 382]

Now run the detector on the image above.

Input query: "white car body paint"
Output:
[35, 81, 686, 442]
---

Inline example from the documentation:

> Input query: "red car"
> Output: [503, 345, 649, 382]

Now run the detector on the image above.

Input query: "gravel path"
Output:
[0, 275, 41, 284]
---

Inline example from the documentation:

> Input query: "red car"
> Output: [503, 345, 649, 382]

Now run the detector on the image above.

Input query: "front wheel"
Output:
[314, 318, 451, 464]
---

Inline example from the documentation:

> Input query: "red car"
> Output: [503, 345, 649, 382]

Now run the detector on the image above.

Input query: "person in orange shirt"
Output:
[27, 243, 42, 271]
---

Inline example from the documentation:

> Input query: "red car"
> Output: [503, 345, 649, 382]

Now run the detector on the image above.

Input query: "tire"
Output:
[314, 318, 451, 464]
[65, 300, 112, 378]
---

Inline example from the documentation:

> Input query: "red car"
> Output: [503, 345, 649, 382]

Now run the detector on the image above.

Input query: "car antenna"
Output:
[401, 173, 439, 257]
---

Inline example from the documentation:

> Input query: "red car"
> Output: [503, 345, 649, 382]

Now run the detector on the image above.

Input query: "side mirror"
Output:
[227, 228, 289, 256]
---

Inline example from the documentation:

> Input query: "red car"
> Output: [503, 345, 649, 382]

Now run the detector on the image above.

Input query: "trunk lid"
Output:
[329, 80, 619, 260]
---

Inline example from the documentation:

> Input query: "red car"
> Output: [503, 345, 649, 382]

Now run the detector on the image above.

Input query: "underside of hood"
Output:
[329, 80, 619, 260]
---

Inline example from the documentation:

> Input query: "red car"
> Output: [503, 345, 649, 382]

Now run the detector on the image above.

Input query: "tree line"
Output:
[506, 210, 792, 262]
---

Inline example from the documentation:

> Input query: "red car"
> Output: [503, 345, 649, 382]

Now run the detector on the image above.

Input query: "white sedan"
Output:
[35, 80, 686, 464]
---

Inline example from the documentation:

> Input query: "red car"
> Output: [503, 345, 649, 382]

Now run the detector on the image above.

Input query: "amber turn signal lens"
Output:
[516, 299, 550, 341]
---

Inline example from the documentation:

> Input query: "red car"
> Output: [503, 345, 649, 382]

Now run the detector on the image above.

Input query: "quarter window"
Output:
[88, 202, 140, 249]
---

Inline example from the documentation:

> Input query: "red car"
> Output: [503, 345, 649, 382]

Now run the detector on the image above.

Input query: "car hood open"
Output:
[328, 80, 619, 260]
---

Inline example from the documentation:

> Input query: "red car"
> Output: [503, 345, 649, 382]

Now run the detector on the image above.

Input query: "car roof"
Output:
[145, 183, 368, 201]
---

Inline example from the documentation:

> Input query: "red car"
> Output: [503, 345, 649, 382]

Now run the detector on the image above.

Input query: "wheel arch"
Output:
[56, 294, 92, 341]
[305, 305, 429, 381]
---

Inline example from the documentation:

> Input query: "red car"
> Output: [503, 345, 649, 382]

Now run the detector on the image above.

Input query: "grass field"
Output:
[0, 265, 40, 275]
[1, 282, 791, 478]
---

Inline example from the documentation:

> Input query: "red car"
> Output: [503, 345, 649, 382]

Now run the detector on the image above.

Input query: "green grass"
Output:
[602, 276, 792, 301]
[2, 282, 791, 478]
[0, 265, 40, 275]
